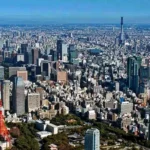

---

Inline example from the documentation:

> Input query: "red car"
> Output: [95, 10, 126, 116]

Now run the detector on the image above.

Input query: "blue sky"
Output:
[0, 0, 150, 24]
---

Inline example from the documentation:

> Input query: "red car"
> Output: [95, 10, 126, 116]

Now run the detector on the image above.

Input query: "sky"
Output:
[0, 0, 150, 24]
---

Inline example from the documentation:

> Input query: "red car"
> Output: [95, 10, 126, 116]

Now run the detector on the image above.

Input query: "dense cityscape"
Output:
[0, 15, 149, 150]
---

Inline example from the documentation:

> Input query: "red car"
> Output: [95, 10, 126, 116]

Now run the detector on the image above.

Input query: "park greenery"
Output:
[5, 114, 150, 150]
[46, 114, 150, 149]
[50, 114, 83, 126]
[7, 123, 39, 150]
[42, 132, 83, 150]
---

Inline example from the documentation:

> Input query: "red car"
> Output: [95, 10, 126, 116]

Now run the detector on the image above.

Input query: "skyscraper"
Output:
[21, 44, 28, 54]
[57, 40, 68, 61]
[2, 80, 10, 111]
[85, 128, 100, 150]
[41, 60, 51, 79]
[62, 44, 68, 62]
[127, 56, 142, 93]
[5, 40, 9, 50]
[50, 49, 57, 61]
[57, 40, 63, 60]
[13, 77, 25, 115]
[32, 49, 39, 65]
[68, 44, 77, 63]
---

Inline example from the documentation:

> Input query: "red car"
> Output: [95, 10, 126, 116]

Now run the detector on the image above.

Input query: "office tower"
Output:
[32, 48, 39, 65]
[127, 56, 142, 93]
[5, 40, 9, 50]
[17, 71, 28, 81]
[62, 43, 68, 62]
[0, 66, 4, 80]
[21, 44, 28, 54]
[2, 80, 10, 111]
[41, 60, 51, 79]
[57, 40, 63, 60]
[50, 50, 57, 61]
[13, 77, 25, 115]
[85, 128, 100, 150]
[9, 67, 26, 79]
[27, 93, 40, 112]
[57, 40, 68, 61]
[68, 44, 77, 63]
[26, 51, 33, 64]
[119, 17, 124, 46]
[139, 64, 149, 93]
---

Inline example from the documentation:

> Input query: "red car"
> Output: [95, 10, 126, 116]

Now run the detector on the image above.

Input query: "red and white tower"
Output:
[0, 100, 11, 148]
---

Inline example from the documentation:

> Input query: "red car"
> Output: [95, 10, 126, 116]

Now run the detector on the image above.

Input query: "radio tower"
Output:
[119, 17, 124, 46]
[0, 100, 11, 148]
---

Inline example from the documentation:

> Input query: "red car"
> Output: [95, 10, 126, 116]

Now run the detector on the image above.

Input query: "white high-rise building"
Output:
[2, 80, 10, 111]
[62, 44, 68, 62]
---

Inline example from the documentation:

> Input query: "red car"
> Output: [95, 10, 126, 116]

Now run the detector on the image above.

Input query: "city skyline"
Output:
[0, 0, 150, 24]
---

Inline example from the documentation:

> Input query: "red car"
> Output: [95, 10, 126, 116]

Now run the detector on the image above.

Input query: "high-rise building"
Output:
[127, 56, 142, 93]
[50, 50, 57, 61]
[2, 80, 10, 111]
[57, 40, 63, 60]
[21, 44, 28, 54]
[0, 66, 4, 80]
[57, 40, 68, 61]
[41, 60, 51, 79]
[26, 51, 33, 64]
[85, 128, 100, 150]
[5, 40, 9, 50]
[13, 77, 25, 115]
[68, 44, 77, 63]
[32, 49, 39, 65]
[27, 93, 40, 112]
[62, 44, 68, 62]
[17, 70, 28, 81]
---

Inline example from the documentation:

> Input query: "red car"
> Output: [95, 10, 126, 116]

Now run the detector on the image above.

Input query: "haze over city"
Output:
[0, 0, 150, 24]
